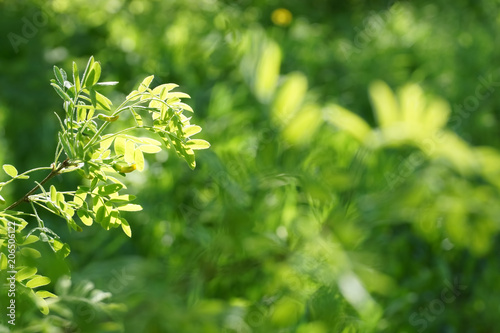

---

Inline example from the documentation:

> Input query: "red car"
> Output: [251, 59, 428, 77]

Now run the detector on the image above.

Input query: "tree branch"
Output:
[5, 158, 71, 211]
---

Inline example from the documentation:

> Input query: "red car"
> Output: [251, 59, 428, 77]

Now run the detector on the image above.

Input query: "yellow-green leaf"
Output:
[186, 139, 210, 150]
[114, 136, 127, 155]
[139, 145, 162, 154]
[26, 276, 51, 288]
[183, 125, 202, 137]
[77, 209, 93, 226]
[3, 164, 18, 177]
[325, 104, 372, 143]
[134, 148, 145, 171]
[21, 235, 39, 246]
[120, 218, 132, 237]
[16, 266, 37, 281]
[369, 80, 400, 128]
[138, 75, 154, 92]
[21, 247, 41, 258]
[124, 140, 136, 163]
[36, 290, 57, 298]
[117, 204, 143, 212]
[152, 83, 178, 99]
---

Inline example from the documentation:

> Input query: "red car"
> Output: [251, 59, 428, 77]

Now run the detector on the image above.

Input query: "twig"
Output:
[5, 158, 71, 211]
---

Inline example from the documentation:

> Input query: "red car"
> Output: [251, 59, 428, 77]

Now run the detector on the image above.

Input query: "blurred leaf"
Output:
[369, 81, 399, 128]
[325, 104, 372, 143]
[272, 72, 308, 126]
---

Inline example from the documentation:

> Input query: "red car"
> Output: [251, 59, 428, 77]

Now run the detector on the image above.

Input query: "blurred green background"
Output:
[1, 0, 500, 332]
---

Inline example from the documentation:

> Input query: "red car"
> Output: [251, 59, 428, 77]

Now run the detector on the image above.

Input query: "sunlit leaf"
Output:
[325, 104, 372, 143]
[3, 164, 18, 177]
[120, 218, 132, 237]
[73, 61, 80, 92]
[138, 75, 154, 92]
[36, 290, 57, 298]
[114, 136, 127, 155]
[139, 145, 162, 154]
[152, 83, 178, 99]
[77, 209, 93, 226]
[117, 204, 143, 212]
[125, 140, 136, 163]
[186, 139, 211, 150]
[272, 72, 307, 126]
[183, 125, 202, 137]
[369, 80, 400, 128]
[98, 184, 124, 196]
[134, 148, 145, 171]
[16, 266, 37, 281]
[26, 276, 51, 288]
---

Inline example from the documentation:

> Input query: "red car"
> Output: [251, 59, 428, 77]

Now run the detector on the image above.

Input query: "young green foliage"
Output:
[0, 56, 209, 314]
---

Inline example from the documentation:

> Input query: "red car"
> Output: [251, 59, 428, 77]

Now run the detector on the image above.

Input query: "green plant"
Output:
[0, 56, 209, 314]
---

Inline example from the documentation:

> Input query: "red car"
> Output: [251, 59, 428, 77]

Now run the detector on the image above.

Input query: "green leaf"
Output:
[98, 184, 124, 196]
[91, 61, 101, 86]
[186, 139, 211, 150]
[138, 75, 154, 92]
[50, 239, 71, 257]
[73, 61, 81, 92]
[95, 81, 119, 86]
[16, 266, 37, 281]
[139, 145, 162, 154]
[126, 90, 141, 101]
[167, 91, 191, 99]
[134, 148, 145, 171]
[0, 194, 4, 205]
[138, 137, 162, 146]
[177, 102, 194, 112]
[117, 204, 143, 212]
[114, 136, 127, 155]
[3, 164, 18, 177]
[82, 56, 95, 88]
[95, 205, 107, 223]
[77, 209, 93, 226]
[152, 83, 178, 99]
[26, 276, 51, 288]
[51, 83, 72, 102]
[95, 91, 112, 111]
[50, 185, 57, 203]
[36, 290, 58, 298]
[53, 66, 65, 86]
[124, 140, 136, 163]
[100, 204, 113, 229]
[183, 125, 202, 137]
[120, 218, 132, 237]
[21, 235, 39, 245]
[60, 68, 68, 82]
[325, 104, 372, 143]
[88, 78, 99, 96]
[35, 296, 49, 315]
[74, 190, 87, 207]
[0, 253, 7, 270]
[130, 107, 143, 126]
[109, 194, 136, 202]
[369, 80, 400, 128]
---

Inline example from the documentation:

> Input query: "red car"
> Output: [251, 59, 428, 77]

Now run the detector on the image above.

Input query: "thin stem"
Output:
[1, 166, 54, 188]
[30, 201, 44, 229]
[5, 159, 71, 211]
